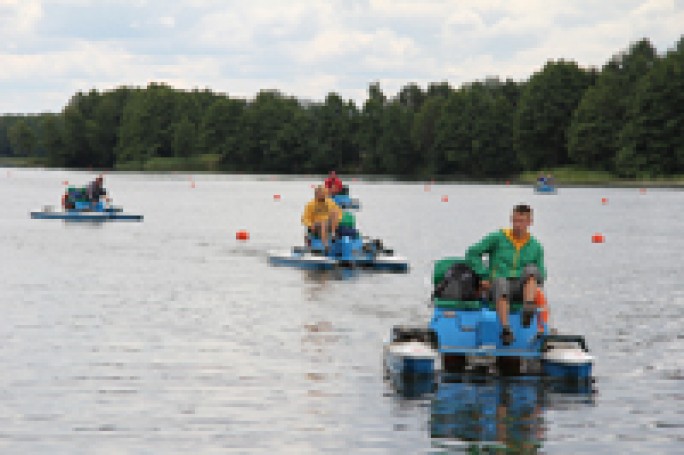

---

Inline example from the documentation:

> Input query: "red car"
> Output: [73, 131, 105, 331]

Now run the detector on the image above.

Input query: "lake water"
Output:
[1, 169, 682, 454]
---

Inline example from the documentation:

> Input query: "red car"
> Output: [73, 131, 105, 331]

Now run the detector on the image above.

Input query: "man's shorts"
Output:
[492, 265, 543, 303]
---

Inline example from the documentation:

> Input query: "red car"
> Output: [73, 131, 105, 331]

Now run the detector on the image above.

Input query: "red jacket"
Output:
[324, 176, 343, 194]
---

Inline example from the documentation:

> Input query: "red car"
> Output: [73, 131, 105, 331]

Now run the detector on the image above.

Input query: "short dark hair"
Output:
[513, 204, 533, 215]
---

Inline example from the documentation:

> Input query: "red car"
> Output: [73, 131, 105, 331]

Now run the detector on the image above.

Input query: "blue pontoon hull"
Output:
[535, 184, 557, 194]
[268, 249, 409, 272]
[31, 210, 143, 221]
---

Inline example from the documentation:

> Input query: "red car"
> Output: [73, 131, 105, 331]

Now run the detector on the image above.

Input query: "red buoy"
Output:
[236, 230, 250, 241]
[62, 180, 69, 185]
[601, 197, 608, 205]
[591, 233, 605, 244]
[441, 195, 449, 202]
[639, 188, 647, 194]
[273, 194, 281, 201]
[424, 184, 431, 192]
[191, 181, 196, 189]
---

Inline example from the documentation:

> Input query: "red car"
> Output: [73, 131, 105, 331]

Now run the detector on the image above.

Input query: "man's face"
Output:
[511, 211, 532, 234]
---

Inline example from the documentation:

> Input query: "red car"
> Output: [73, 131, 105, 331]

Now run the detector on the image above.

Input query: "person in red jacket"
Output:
[324, 171, 343, 196]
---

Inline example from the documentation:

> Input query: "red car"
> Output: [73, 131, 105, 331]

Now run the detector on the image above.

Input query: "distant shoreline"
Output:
[2, 158, 682, 188]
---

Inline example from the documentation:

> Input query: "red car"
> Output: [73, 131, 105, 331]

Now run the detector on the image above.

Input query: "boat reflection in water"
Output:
[388, 374, 595, 453]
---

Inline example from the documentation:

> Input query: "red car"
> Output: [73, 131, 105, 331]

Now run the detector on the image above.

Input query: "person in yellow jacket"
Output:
[302, 185, 342, 248]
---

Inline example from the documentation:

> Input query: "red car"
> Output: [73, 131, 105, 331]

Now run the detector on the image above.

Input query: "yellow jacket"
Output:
[302, 198, 341, 228]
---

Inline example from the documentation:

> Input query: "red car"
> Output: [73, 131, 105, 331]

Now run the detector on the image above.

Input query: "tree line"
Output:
[1, 36, 682, 178]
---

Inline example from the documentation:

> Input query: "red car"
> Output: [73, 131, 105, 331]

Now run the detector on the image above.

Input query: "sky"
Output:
[1, 0, 683, 114]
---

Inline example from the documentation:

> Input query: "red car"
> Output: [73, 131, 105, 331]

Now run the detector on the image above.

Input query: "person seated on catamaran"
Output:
[465, 204, 546, 346]
[324, 171, 343, 196]
[302, 185, 342, 249]
[86, 175, 107, 203]
[546, 174, 554, 186]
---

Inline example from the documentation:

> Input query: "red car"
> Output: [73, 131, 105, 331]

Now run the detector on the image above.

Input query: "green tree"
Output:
[173, 116, 196, 158]
[199, 97, 246, 168]
[514, 60, 593, 170]
[568, 39, 658, 171]
[8, 119, 36, 156]
[307, 93, 359, 172]
[41, 115, 66, 166]
[358, 82, 386, 173]
[377, 100, 414, 175]
[616, 37, 684, 176]
[412, 95, 448, 175]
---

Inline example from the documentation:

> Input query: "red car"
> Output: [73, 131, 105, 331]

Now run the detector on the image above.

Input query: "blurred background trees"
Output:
[1, 36, 682, 178]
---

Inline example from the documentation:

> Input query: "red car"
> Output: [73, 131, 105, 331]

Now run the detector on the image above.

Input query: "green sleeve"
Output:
[537, 244, 547, 281]
[466, 231, 498, 278]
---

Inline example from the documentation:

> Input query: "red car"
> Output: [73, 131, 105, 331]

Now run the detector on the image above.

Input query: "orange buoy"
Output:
[62, 180, 69, 185]
[534, 288, 549, 332]
[441, 195, 448, 202]
[424, 184, 431, 192]
[273, 194, 281, 201]
[639, 187, 647, 194]
[601, 197, 608, 205]
[236, 230, 250, 241]
[591, 233, 605, 243]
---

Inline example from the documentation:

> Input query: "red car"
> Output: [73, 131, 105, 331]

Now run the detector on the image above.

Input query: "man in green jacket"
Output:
[466, 204, 546, 345]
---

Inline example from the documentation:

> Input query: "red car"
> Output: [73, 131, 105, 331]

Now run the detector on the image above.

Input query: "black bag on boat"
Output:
[434, 263, 479, 301]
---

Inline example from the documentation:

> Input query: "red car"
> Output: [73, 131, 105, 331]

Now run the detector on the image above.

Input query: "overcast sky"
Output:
[1, 0, 683, 113]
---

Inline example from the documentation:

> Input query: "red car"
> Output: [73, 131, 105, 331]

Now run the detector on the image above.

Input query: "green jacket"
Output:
[465, 229, 546, 280]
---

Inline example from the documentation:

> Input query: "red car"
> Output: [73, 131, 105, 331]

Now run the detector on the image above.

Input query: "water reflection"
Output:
[388, 375, 595, 453]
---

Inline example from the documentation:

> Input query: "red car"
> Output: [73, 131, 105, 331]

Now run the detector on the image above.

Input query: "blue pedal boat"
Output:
[534, 182, 557, 194]
[385, 257, 593, 381]
[268, 213, 408, 272]
[31, 201, 143, 222]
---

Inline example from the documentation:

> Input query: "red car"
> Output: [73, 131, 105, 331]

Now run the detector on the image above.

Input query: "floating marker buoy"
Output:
[424, 184, 431, 192]
[639, 188, 647, 194]
[273, 194, 281, 201]
[591, 233, 605, 244]
[236, 230, 250, 241]
[62, 180, 69, 185]
[191, 181, 196, 189]
[601, 197, 608, 205]
[310, 184, 316, 189]
[441, 195, 449, 202]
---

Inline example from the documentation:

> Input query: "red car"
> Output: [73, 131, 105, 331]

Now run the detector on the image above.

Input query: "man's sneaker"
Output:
[501, 326, 514, 346]
[522, 301, 535, 328]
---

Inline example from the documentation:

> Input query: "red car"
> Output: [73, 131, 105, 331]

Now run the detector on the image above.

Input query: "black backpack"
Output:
[434, 263, 480, 301]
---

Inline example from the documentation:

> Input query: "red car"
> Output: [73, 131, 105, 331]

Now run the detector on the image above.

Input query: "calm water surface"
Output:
[1, 169, 682, 454]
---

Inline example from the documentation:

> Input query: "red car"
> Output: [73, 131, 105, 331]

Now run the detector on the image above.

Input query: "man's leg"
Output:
[319, 220, 329, 246]
[493, 278, 514, 344]
[329, 213, 339, 238]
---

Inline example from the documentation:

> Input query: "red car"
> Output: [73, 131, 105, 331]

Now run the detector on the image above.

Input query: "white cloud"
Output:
[0, 0, 43, 35]
[1, 0, 683, 113]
